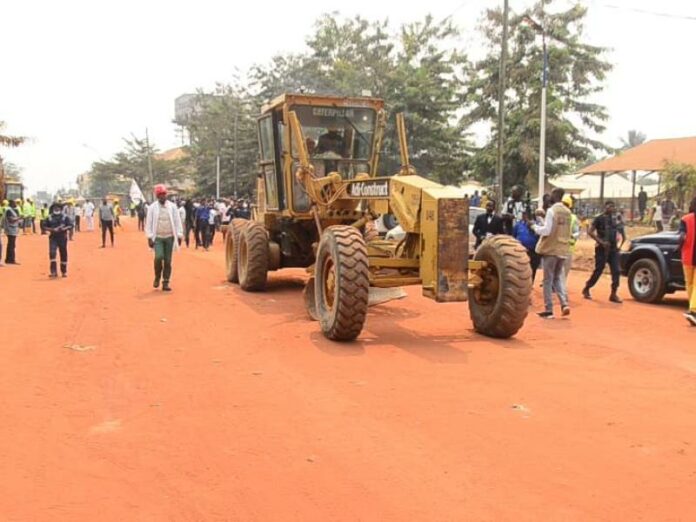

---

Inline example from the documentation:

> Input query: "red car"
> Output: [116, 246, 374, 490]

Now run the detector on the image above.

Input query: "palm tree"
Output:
[620, 129, 647, 150]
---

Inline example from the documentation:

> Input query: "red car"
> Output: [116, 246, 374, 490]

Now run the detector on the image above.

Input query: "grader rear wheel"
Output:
[237, 222, 269, 291]
[468, 235, 531, 339]
[314, 226, 369, 341]
[225, 218, 248, 283]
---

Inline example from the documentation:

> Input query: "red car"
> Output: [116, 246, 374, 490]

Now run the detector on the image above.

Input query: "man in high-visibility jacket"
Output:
[113, 199, 122, 228]
[22, 199, 34, 234]
[679, 196, 696, 326]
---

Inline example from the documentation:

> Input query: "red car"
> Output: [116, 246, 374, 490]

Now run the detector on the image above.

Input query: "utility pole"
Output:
[145, 127, 154, 192]
[537, 1, 548, 203]
[496, 0, 509, 202]
[216, 153, 221, 200]
[233, 111, 239, 198]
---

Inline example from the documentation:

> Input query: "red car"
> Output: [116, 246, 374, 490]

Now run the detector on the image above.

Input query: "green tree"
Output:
[250, 14, 471, 185]
[386, 16, 470, 184]
[464, 1, 612, 191]
[87, 134, 188, 197]
[662, 162, 696, 211]
[182, 86, 258, 197]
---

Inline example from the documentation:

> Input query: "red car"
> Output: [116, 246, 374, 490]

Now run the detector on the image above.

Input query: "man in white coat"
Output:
[84, 200, 95, 231]
[145, 184, 184, 291]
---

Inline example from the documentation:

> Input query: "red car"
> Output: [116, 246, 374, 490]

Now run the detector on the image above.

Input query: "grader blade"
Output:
[368, 287, 407, 307]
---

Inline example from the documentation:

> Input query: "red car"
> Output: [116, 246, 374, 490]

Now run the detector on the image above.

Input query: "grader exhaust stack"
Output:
[224, 93, 531, 341]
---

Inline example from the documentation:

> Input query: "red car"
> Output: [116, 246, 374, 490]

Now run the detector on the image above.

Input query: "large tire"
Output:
[469, 235, 531, 339]
[628, 258, 665, 303]
[237, 222, 269, 291]
[315, 226, 369, 341]
[225, 218, 248, 283]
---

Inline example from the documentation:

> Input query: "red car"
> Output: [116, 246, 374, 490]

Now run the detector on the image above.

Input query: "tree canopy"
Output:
[87, 134, 189, 198]
[79, 6, 613, 198]
[249, 14, 471, 184]
[463, 1, 612, 191]
[181, 86, 258, 197]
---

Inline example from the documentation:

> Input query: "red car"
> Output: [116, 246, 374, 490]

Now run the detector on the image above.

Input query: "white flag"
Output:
[129, 179, 145, 203]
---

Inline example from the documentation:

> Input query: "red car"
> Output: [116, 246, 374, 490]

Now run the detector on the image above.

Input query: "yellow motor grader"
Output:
[225, 93, 531, 341]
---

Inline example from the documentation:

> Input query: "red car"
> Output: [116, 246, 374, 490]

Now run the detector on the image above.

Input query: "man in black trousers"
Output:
[44, 202, 74, 278]
[583, 200, 626, 303]
[99, 199, 115, 248]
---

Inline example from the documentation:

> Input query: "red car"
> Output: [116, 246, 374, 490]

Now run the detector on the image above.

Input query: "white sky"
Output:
[1, 0, 694, 194]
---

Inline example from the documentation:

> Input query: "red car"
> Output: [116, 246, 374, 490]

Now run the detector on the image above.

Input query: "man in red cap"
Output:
[145, 184, 183, 291]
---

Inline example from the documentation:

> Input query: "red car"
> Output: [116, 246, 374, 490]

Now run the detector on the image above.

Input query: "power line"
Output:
[599, 3, 696, 21]
[441, 0, 482, 24]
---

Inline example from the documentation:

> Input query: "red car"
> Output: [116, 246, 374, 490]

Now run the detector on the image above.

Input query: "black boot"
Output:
[162, 281, 171, 292]
[609, 292, 623, 304]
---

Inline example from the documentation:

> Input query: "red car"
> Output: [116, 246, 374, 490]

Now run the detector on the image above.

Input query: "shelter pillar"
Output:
[630, 170, 637, 221]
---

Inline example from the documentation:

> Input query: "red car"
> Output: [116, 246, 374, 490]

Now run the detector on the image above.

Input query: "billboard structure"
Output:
[174, 93, 221, 126]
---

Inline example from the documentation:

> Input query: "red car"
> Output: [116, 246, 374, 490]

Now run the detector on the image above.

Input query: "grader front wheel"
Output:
[468, 235, 532, 339]
[314, 226, 369, 341]
[225, 218, 248, 283]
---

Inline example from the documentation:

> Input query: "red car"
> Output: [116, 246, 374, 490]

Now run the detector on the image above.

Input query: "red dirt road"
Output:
[1, 219, 695, 521]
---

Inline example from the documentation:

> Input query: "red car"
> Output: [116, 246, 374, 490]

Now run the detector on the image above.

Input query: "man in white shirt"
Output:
[74, 203, 83, 233]
[208, 202, 218, 246]
[84, 200, 95, 231]
[178, 201, 186, 229]
[145, 185, 184, 292]
[653, 200, 663, 232]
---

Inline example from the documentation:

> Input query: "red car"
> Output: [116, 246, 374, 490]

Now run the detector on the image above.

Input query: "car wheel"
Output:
[627, 258, 666, 303]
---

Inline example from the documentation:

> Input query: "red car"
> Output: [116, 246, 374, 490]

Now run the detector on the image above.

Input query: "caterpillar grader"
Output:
[225, 93, 531, 341]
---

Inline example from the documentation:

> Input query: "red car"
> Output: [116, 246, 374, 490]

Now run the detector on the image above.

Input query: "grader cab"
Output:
[225, 93, 531, 341]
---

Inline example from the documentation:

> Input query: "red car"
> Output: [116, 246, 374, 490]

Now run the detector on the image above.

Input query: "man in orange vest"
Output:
[679, 196, 696, 326]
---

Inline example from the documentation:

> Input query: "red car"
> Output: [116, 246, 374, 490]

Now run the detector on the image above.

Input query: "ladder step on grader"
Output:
[224, 93, 531, 341]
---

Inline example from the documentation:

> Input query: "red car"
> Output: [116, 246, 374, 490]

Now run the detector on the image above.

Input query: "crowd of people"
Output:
[0, 196, 103, 274]
[2, 184, 695, 324]
[133, 196, 251, 251]
[471, 184, 696, 324]
[0, 191, 253, 290]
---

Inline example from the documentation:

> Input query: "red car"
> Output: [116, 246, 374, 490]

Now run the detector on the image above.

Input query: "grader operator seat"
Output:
[224, 93, 532, 342]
